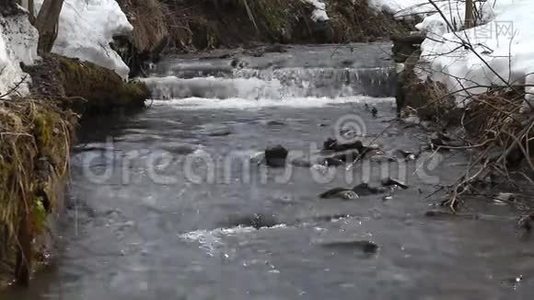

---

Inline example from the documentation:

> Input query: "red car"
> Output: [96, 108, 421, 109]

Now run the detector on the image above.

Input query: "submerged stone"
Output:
[320, 240, 379, 254]
[265, 145, 289, 168]
[381, 177, 409, 189]
[352, 183, 386, 196]
[319, 188, 359, 200]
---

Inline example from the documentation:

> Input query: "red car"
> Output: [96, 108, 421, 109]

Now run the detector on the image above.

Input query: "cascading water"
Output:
[142, 43, 397, 101]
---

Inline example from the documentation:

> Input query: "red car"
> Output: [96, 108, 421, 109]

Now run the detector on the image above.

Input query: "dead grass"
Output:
[0, 98, 76, 285]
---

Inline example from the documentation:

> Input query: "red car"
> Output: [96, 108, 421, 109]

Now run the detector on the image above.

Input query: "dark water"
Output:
[3, 43, 534, 299]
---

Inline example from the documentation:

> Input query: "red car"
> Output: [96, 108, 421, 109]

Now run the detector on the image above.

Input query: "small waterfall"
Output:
[142, 43, 397, 102]
[143, 67, 395, 100]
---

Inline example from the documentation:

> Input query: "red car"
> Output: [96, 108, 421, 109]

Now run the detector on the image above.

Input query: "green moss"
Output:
[0, 100, 75, 285]
[56, 56, 149, 113]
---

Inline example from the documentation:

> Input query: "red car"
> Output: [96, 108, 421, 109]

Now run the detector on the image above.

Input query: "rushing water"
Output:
[4, 43, 534, 299]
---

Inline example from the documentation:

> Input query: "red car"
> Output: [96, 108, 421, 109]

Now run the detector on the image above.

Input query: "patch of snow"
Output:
[415, 1, 495, 36]
[418, 0, 534, 108]
[302, 0, 329, 22]
[35, 0, 133, 79]
[0, 13, 39, 97]
[367, 0, 434, 19]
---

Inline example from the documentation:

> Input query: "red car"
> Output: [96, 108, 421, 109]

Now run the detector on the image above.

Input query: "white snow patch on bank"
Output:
[415, 1, 495, 36]
[302, 0, 329, 22]
[418, 0, 534, 108]
[35, 0, 133, 79]
[0, 13, 39, 96]
[368, 0, 432, 18]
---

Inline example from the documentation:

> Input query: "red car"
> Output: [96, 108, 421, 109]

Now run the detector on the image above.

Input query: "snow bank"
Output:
[368, 0, 432, 17]
[35, 0, 133, 79]
[302, 0, 329, 22]
[0, 13, 39, 96]
[415, 1, 495, 36]
[418, 0, 534, 108]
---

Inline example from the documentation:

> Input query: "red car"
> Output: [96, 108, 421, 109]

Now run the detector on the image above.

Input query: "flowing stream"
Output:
[3, 43, 534, 299]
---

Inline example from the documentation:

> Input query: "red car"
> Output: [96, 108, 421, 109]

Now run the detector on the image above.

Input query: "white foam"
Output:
[148, 96, 395, 110]
[180, 224, 287, 256]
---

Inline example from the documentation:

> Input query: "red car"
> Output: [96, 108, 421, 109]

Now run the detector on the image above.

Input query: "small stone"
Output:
[321, 240, 379, 254]
[265, 145, 288, 168]
[381, 177, 409, 189]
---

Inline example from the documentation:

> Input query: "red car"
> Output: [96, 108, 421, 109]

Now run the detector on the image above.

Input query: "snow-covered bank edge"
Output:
[34, 0, 133, 79]
[392, 1, 534, 207]
[0, 11, 39, 96]
[412, 0, 534, 110]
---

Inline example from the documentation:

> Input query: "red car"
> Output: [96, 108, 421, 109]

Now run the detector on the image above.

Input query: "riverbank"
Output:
[0, 55, 149, 287]
[393, 1, 534, 210]
[115, 0, 418, 76]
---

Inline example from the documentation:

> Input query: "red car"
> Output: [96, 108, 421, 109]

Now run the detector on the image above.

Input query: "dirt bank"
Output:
[116, 0, 417, 76]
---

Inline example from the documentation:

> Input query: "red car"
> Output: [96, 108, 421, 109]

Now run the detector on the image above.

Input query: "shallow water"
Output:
[3, 43, 534, 299]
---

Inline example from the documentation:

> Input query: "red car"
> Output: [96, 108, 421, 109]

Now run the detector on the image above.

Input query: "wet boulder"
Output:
[381, 177, 409, 189]
[265, 145, 289, 168]
[320, 240, 379, 254]
[392, 149, 419, 161]
[319, 187, 359, 200]
[319, 157, 345, 167]
[323, 138, 364, 153]
[352, 183, 386, 196]
[223, 213, 279, 230]
[332, 151, 360, 163]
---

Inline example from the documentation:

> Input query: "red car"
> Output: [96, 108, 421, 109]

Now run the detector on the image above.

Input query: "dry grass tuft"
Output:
[0, 98, 76, 285]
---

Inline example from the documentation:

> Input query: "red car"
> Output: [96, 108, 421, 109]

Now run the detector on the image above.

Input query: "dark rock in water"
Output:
[320, 157, 345, 167]
[266, 120, 285, 126]
[424, 210, 479, 220]
[321, 240, 379, 254]
[352, 183, 386, 196]
[371, 107, 378, 118]
[265, 145, 288, 168]
[223, 213, 279, 230]
[264, 44, 287, 53]
[518, 213, 534, 233]
[230, 58, 247, 69]
[323, 138, 364, 153]
[319, 188, 359, 200]
[392, 149, 418, 160]
[208, 129, 232, 136]
[381, 177, 409, 189]
[333, 151, 360, 163]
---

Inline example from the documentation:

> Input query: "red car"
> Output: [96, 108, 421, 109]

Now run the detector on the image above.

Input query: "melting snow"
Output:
[302, 0, 329, 22]
[35, 0, 133, 79]
[417, 0, 534, 108]
[0, 12, 39, 96]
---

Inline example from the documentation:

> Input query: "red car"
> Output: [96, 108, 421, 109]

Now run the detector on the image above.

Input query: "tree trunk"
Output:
[465, 0, 474, 29]
[28, 0, 35, 23]
[34, 0, 64, 54]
